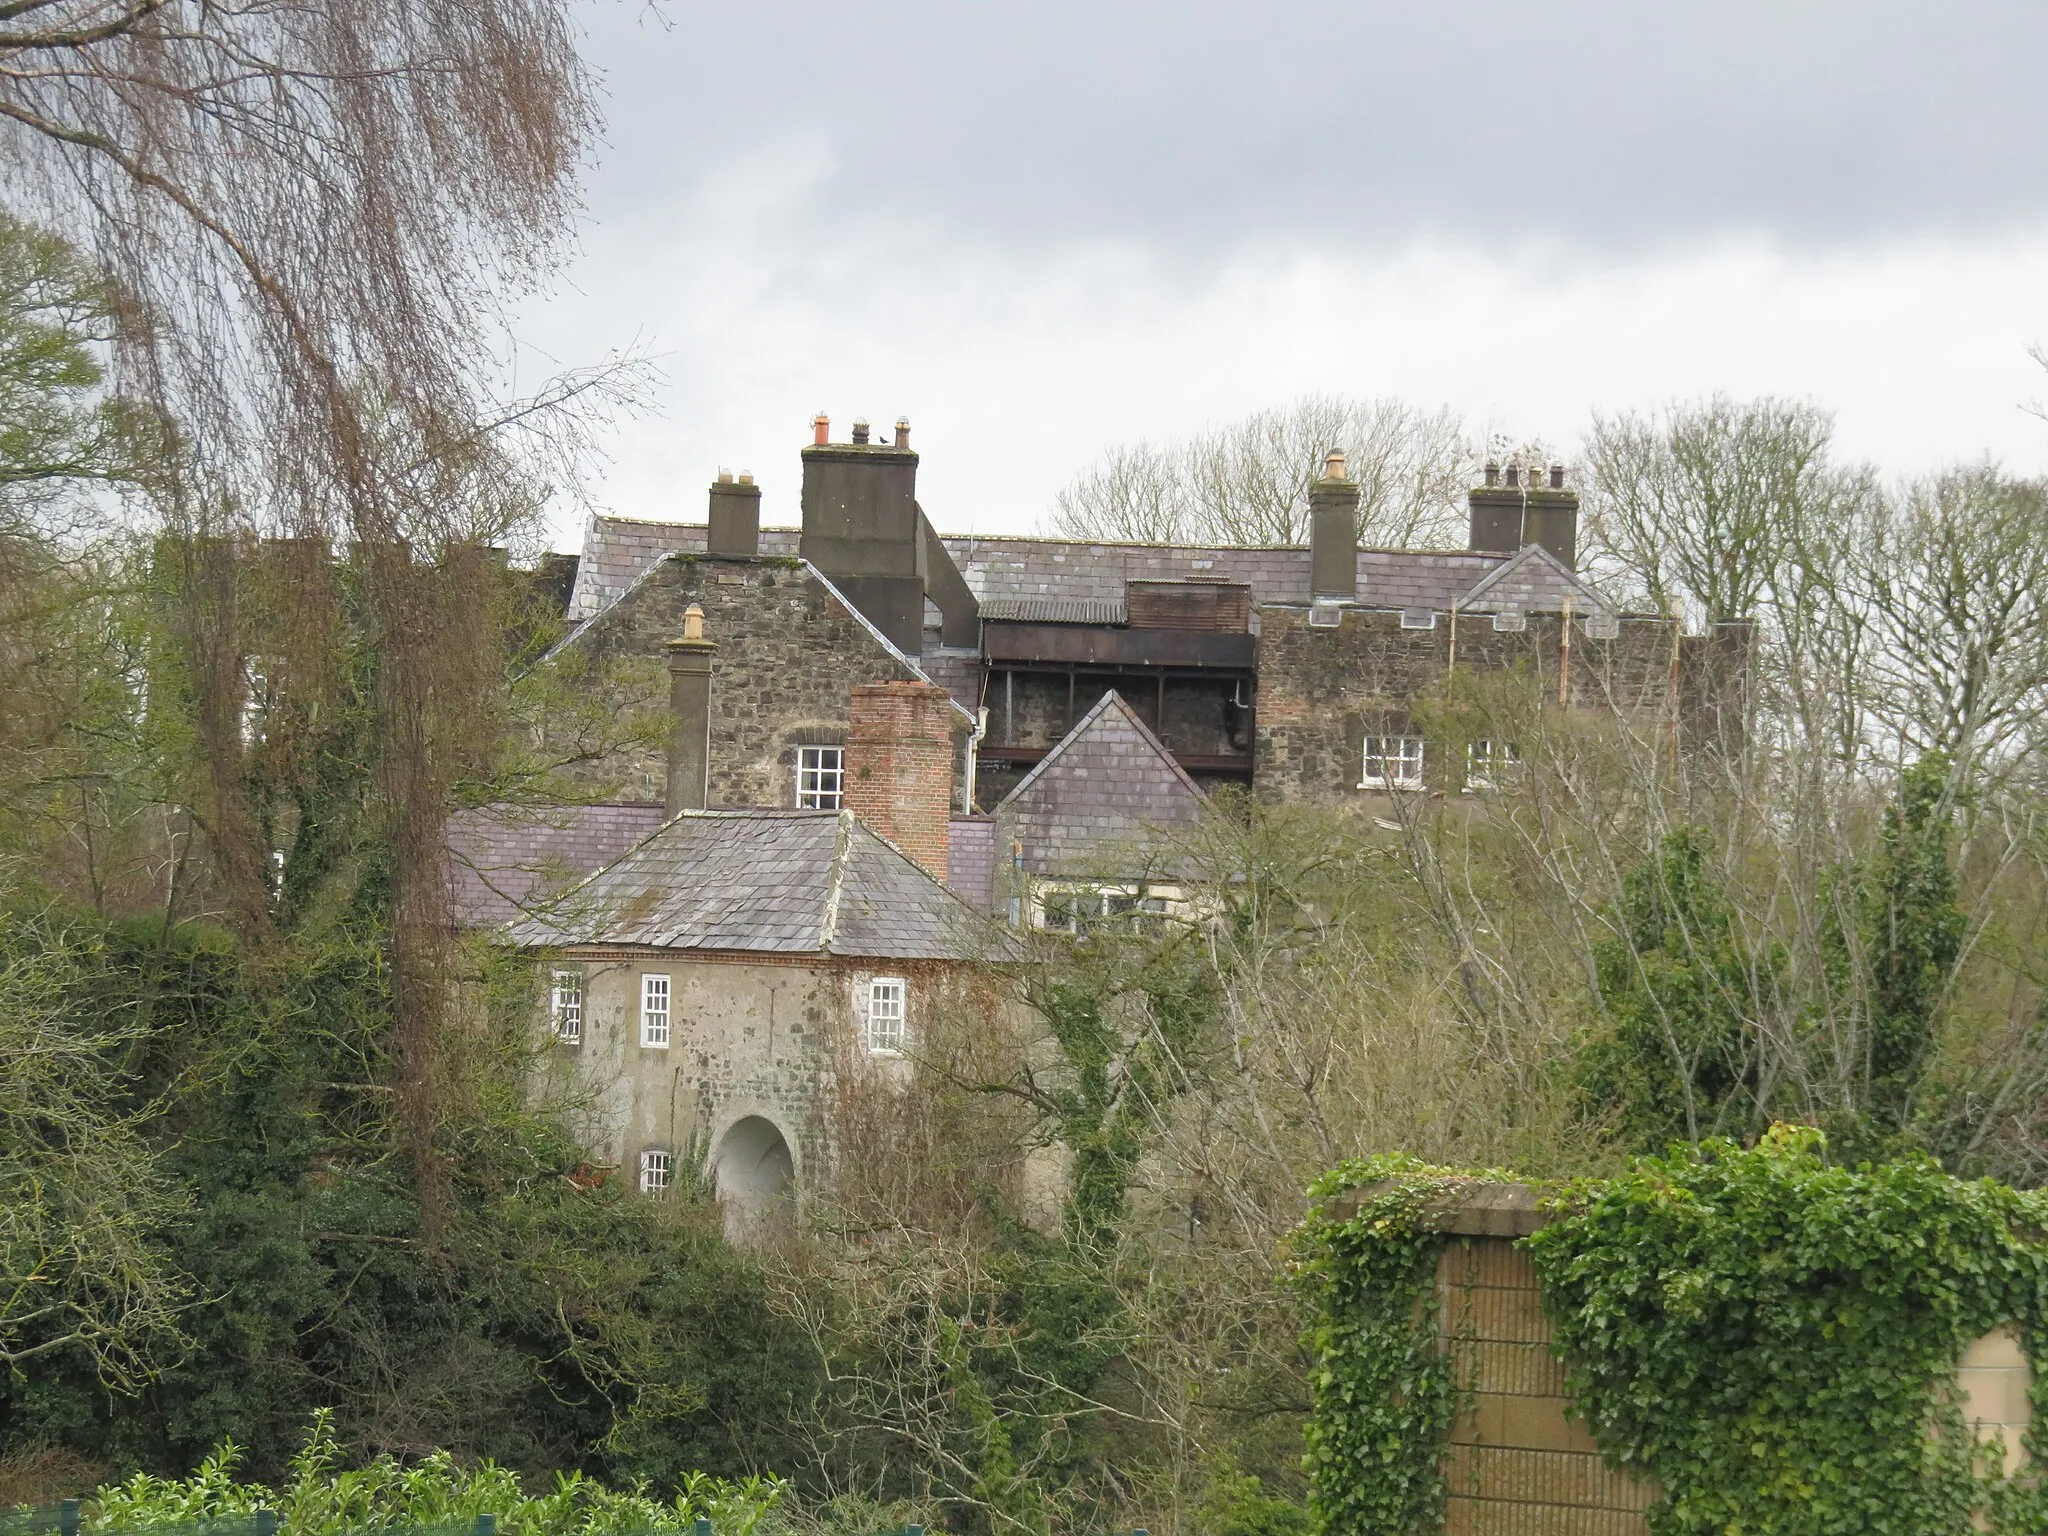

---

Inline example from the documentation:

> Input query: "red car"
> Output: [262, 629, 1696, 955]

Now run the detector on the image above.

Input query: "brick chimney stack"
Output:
[1309, 449, 1360, 600]
[845, 680, 955, 880]
[664, 604, 717, 816]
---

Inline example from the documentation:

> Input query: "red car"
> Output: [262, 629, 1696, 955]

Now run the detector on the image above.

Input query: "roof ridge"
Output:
[819, 809, 852, 952]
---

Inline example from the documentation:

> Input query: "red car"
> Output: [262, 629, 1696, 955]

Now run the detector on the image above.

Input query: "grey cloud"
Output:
[584, 1, 2048, 250]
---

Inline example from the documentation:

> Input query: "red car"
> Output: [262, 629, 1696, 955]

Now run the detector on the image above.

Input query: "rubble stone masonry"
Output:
[1253, 607, 1754, 803]
[564, 554, 944, 810]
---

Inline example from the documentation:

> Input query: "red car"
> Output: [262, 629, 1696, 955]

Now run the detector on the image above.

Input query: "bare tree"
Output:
[0, 1, 612, 1219]
[1050, 394, 1469, 548]
[1851, 465, 2048, 785]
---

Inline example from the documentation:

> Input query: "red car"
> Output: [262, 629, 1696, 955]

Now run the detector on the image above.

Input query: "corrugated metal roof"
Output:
[980, 596, 1128, 625]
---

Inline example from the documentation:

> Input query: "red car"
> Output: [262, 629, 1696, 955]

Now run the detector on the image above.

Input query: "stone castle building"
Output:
[454, 414, 1751, 1228]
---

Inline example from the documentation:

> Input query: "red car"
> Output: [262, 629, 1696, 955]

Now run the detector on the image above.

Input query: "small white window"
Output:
[639, 1147, 672, 1194]
[640, 973, 671, 1048]
[1360, 735, 1425, 790]
[866, 977, 906, 1055]
[550, 969, 583, 1045]
[797, 746, 845, 809]
[1466, 740, 1522, 792]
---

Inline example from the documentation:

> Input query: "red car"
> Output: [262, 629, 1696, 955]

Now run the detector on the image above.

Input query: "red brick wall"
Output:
[847, 681, 954, 879]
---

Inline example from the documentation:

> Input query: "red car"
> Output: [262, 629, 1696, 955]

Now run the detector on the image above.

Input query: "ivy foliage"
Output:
[1527, 1127, 2048, 1536]
[1576, 828, 1775, 1152]
[1293, 1155, 1518, 1536]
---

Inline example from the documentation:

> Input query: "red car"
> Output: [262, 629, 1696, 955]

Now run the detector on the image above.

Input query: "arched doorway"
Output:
[710, 1114, 795, 1242]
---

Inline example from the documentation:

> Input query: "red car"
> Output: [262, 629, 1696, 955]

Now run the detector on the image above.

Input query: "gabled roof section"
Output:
[995, 691, 1208, 878]
[1000, 690, 1205, 809]
[506, 808, 1008, 961]
[543, 549, 975, 729]
[566, 515, 798, 619]
[1455, 543, 1616, 617]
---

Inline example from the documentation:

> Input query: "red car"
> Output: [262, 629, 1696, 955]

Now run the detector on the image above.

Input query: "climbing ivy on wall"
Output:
[1527, 1126, 2048, 1536]
[1299, 1133, 2048, 1536]
[1293, 1155, 1518, 1536]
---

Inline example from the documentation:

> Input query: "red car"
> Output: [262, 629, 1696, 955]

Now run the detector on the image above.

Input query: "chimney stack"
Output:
[1308, 448, 1360, 601]
[707, 472, 762, 557]
[664, 604, 717, 816]
[800, 410, 926, 652]
[845, 680, 956, 880]
[1467, 461, 1580, 569]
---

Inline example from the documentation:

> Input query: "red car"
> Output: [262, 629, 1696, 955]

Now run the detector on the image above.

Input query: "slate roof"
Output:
[943, 534, 1516, 614]
[947, 815, 997, 911]
[996, 691, 1208, 878]
[566, 516, 1603, 629]
[506, 808, 1009, 961]
[447, 802, 668, 928]
[567, 515, 801, 620]
[1454, 543, 1616, 619]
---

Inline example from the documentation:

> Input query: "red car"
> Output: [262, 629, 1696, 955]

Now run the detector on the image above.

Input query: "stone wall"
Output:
[563, 553, 961, 810]
[537, 950, 1036, 1228]
[1254, 606, 1753, 804]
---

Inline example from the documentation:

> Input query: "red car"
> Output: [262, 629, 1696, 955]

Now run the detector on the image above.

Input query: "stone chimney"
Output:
[845, 679, 955, 879]
[664, 604, 716, 816]
[800, 413, 926, 652]
[1309, 449, 1360, 600]
[707, 471, 761, 557]
[1467, 463, 1580, 569]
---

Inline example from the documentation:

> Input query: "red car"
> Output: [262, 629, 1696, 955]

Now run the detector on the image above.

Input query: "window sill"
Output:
[864, 1047, 905, 1059]
[1357, 781, 1422, 792]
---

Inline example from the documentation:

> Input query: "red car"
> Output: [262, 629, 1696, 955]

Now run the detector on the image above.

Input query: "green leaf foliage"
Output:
[86, 1409, 785, 1536]
[1526, 1127, 2048, 1535]
[1293, 1156, 1520, 1536]
[1577, 828, 1773, 1152]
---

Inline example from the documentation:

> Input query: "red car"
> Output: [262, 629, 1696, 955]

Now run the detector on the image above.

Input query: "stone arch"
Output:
[709, 1113, 796, 1242]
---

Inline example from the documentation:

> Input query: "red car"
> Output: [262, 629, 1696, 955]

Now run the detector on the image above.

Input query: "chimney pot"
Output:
[737, 471, 753, 486]
[1485, 460, 1500, 487]
[1308, 460, 1362, 601]
[894, 417, 911, 449]
[717, 468, 734, 484]
[682, 602, 704, 642]
[852, 418, 871, 445]
[812, 412, 830, 446]
[1549, 463, 1565, 490]
[1505, 464, 1520, 488]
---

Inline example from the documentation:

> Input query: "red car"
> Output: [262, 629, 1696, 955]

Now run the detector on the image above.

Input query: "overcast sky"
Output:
[518, 1, 2048, 547]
